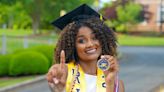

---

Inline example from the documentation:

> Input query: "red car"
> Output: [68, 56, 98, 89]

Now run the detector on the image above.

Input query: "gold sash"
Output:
[66, 61, 106, 92]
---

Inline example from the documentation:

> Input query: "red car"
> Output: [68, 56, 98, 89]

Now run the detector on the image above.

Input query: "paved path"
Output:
[5, 46, 164, 92]
[4, 79, 51, 92]
[118, 46, 164, 92]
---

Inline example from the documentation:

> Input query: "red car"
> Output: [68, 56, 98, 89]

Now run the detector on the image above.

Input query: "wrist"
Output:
[106, 81, 115, 92]
[105, 78, 115, 86]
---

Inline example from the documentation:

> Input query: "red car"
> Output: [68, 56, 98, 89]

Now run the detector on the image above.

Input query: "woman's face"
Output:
[75, 26, 102, 62]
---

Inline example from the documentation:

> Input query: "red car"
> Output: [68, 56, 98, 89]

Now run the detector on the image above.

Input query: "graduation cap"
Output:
[51, 4, 104, 30]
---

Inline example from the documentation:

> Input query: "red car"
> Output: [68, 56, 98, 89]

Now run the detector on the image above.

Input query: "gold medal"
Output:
[97, 58, 110, 71]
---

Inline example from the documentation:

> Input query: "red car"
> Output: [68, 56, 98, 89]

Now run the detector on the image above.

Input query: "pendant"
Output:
[97, 58, 110, 71]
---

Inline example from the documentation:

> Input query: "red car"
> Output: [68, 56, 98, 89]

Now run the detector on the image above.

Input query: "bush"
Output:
[31, 45, 55, 67]
[13, 48, 33, 54]
[0, 54, 12, 76]
[9, 51, 49, 76]
[14, 45, 55, 67]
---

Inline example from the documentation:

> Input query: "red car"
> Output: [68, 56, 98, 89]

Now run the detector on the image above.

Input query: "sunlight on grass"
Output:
[0, 29, 33, 36]
[0, 33, 58, 54]
[118, 34, 164, 46]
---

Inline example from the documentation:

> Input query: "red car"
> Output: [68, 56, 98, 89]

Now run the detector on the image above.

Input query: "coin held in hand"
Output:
[97, 58, 110, 71]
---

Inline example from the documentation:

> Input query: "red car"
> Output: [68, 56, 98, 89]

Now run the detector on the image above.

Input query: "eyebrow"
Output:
[76, 32, 94, 38]
[77, 35, 84, 38]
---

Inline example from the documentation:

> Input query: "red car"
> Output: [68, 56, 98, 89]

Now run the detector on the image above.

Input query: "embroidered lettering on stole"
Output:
[66, 61, 106, 92]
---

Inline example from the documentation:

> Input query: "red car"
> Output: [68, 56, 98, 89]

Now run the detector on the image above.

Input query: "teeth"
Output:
[86, 49, 96, 54]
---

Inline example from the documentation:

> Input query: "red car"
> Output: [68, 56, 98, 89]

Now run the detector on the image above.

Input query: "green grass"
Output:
[0, 75, 39, 88]
[0, 29, 58, 53]
[0, 29, 53, 36]
[0, 37, 57, 54]
[0, 29, 33, 36]
[118, 34, 164, 46]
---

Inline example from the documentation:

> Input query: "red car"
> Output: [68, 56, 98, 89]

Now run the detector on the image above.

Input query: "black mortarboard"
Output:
[51, 4, 104, 30]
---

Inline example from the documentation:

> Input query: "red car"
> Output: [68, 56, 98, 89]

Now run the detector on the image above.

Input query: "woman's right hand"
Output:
[46, 50, 68, 92]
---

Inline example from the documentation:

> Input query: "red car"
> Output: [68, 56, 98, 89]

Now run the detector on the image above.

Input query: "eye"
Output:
[78, 39, 85, 43]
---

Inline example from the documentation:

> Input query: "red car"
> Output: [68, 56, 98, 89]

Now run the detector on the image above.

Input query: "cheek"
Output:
[97, 43, 102, 54]
[96, 41, 101, 49]
[76, 44, 85, 54]
[98, 46, 102, 53]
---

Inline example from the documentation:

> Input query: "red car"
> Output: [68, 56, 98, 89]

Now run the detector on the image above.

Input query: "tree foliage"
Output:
[116, 2, 143, 24]
[0, 0, 94, 34]
[105, 2, 143, 33]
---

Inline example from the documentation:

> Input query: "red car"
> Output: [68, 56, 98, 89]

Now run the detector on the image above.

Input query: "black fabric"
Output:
[51, 4, 102, 30]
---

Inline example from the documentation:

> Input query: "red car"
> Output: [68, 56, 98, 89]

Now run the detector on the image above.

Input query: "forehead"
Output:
[77, 26, 94, 36]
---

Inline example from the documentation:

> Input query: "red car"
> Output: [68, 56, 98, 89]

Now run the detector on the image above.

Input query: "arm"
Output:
[46, 50, 68, 92]
[119, 80, 125, 92]
[106, 80, 125, 92]
[100, 55, 124, 92]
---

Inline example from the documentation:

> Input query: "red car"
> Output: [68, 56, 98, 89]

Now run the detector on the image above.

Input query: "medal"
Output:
[97, 58, 110, 71]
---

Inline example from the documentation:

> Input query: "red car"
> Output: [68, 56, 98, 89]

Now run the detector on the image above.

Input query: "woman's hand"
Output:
[46, 50, 68, 92]
[101, 55, 119, 90]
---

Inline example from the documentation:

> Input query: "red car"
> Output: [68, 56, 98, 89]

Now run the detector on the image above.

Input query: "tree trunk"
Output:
[32, 19, 39, 34]
[8, 15, 13, 29]
[32, 14, 40, 35]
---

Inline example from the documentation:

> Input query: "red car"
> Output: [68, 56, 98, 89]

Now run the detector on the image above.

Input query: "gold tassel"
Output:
[100, 14, 103, 20]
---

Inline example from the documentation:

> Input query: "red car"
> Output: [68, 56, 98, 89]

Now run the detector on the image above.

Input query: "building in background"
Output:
[102, 0, 164, 32]
[134, 0, 164, 32]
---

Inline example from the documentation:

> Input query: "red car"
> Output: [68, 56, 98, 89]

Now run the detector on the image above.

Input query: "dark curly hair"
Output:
[54, 16, 117, 64]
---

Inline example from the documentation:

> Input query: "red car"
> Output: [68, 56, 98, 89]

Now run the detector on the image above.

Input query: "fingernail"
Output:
[53, 78, 59, 84]
[101, 55, 104, 58]
[55, 79, 59, 84]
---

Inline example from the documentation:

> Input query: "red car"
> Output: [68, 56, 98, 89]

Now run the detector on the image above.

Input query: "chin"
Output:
[84, 55, 99, 61]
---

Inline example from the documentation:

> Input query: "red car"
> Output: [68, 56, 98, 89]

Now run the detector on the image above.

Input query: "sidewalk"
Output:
[0, 75, 46, 92]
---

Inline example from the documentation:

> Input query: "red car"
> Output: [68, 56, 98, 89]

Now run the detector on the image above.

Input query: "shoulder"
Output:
[119, 80, 125, 92]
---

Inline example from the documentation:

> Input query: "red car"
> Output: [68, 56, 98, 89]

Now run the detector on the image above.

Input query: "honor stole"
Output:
[66, 61, 107, 92]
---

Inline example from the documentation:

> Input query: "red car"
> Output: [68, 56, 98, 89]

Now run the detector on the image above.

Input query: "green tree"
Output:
[0, 0, 94, 33]
[0, 1, 31, 29]
[41, 0, 94, 29]
[19, 0, 94, 34]
[18, 0, 43, 34]
[105, 2, 143, 33]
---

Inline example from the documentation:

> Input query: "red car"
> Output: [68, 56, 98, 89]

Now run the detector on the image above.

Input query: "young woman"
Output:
[46, 4, 124, 92]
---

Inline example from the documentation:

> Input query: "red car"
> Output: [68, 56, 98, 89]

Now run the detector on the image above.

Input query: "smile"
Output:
[85, 48, 97, 54]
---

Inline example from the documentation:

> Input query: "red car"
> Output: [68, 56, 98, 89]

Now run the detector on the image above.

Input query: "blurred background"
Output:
[0, 0, 164, 92]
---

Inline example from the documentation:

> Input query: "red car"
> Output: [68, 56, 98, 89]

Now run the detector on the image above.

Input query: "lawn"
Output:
[0, 29, 33, 36]
[0, 29, 58, 53]
[0, 36, 57, 54]
[118, 34, 164, 46]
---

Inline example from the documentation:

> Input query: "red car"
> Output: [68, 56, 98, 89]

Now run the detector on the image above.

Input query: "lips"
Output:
[85, 48, 96, 54]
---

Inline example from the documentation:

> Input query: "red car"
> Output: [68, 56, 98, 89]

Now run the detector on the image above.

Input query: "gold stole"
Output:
[66, 61, 106, 92]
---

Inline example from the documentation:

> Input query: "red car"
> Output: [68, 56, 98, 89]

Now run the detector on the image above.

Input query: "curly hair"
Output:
[54, 16, 117, 64]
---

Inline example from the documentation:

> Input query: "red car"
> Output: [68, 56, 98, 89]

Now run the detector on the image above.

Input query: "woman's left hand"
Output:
[101, 55, 119, 87]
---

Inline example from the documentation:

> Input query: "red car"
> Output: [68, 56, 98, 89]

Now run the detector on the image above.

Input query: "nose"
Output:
[86, 40, 94, 47]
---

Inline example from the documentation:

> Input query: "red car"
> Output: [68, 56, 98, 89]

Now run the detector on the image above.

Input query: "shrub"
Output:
[13, 48, 33, 54]
[31, 45, 55, 67]
[13, 45, 55, 67]
[0, 54, 12, 76]
[9, 51, 49, 76]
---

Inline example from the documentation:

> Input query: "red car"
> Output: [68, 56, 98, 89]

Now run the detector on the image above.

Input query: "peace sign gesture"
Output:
[46, 50, 68, 92]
